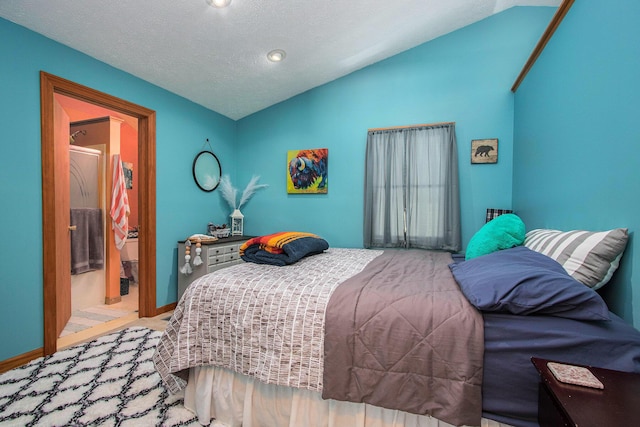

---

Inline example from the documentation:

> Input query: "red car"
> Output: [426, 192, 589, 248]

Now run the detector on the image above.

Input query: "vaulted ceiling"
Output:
[0, 0, 560, 120]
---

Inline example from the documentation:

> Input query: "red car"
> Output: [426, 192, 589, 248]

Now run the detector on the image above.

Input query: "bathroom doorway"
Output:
[58, 108, 141, 346]
[40, 72, 157, 356]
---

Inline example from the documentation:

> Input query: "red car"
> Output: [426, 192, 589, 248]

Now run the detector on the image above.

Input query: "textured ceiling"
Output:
[1, 0, 560, 120]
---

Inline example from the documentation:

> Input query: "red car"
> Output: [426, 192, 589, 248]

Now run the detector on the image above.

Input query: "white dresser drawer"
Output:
[208, 244, 240, 261]
[225, 244, 240, 253]
[208, 252, 240, 265]
[209, 252, 223, 264]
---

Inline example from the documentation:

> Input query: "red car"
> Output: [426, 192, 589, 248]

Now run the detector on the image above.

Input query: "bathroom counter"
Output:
[120, 238, 138, 262]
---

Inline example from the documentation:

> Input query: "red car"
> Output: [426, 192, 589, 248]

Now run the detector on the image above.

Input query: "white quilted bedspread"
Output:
[154, 248, 382, 394]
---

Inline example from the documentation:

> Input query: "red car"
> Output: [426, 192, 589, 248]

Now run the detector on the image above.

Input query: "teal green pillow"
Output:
[465, 213, 525, 260]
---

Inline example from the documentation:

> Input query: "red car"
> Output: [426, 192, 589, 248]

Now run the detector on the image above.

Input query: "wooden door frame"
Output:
[40, 71, 157, 355]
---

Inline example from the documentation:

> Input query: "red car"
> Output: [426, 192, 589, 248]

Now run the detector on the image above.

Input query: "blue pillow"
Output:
[465, 213, 525, 260]
[449, 246, 610, 321]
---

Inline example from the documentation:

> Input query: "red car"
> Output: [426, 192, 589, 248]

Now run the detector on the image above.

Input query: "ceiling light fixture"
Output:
[206, 0, 231, 8]
[267, 49, 286, 62]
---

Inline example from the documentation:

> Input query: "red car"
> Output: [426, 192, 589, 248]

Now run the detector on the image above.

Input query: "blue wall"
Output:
[0, 6, 556, 361]
[0, 17, 237, 360]
[513, 0, 640, 327]
[236, 7, 555, 248]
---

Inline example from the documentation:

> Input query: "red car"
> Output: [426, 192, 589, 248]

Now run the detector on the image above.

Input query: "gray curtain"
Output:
[363, 123, 461, 251]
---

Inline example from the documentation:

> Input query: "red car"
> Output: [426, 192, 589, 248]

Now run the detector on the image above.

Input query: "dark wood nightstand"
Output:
[531, 357, 640, 426]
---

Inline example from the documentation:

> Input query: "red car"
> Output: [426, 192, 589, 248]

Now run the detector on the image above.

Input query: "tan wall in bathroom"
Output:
[120, 123, 138, 228]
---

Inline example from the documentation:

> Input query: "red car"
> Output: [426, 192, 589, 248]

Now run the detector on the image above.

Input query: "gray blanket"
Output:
[322, 249, 484, 427]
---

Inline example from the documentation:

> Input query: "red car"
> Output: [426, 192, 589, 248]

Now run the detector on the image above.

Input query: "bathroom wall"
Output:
[120, 124, 139, 295]
[120, 123, 138, 228]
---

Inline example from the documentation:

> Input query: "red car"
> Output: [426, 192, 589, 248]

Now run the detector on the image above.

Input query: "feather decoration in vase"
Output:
[219, 174, 238, 209]
[219, 174, 268, 210]
[238, 175, 268, 209]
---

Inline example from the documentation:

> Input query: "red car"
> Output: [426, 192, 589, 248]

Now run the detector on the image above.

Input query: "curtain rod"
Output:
[368, 121, 455, 132]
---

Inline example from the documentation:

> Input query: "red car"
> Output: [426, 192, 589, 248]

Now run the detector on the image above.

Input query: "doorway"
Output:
[59, 109, 140, 344]
[40, 71, 157, 356]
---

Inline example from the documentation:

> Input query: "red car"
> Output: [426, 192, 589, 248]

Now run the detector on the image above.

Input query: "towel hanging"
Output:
[70, 208, 104, 275]
[110, 154, 130, 250]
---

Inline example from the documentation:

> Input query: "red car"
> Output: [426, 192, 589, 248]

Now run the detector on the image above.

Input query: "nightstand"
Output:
[531, 357, 640, 426]
[177, 236, 253, 301]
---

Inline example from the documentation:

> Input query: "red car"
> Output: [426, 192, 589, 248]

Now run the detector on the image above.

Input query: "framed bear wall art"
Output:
[471, 139, 498, 164]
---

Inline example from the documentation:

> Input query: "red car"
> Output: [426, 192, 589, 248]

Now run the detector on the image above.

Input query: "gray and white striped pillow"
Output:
[524, 228, 628, 290]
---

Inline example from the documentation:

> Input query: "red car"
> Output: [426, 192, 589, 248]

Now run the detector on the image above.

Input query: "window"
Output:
[363, 123, 461, 251]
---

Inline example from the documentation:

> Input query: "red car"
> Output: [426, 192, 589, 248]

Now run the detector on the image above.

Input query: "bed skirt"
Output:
[184, 366, 511, 427]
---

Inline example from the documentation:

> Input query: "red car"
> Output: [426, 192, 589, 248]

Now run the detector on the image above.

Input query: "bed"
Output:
[154, 227, 640, 427]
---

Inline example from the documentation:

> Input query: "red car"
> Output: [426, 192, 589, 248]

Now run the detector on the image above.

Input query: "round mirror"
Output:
[192, 151, 222, 192]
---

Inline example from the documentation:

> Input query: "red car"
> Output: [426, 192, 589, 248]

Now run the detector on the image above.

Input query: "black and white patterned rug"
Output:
[0, 327, 201, 426]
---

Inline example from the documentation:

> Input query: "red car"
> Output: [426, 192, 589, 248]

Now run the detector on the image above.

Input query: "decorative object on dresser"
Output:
[532, 357, 640, 427]
[230, 208, 244, 236]
[180, 233, 220, 275]
[208, 222, 230, 238]
[177, 235, 253, 301]
[218, 174, 268, 235]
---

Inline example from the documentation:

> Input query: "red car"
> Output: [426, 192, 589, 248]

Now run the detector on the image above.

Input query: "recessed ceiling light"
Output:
[267, 49, 286, 62]
[206, 0, 231, 8]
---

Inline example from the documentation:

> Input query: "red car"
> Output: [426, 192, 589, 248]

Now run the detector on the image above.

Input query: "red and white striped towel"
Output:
[110, 154, 130, 250]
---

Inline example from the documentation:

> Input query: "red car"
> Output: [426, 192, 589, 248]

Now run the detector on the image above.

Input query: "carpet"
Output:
[0, 327, 200, 426]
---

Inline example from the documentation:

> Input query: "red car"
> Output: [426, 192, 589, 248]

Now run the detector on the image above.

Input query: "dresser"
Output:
[177, 236, 252, 301]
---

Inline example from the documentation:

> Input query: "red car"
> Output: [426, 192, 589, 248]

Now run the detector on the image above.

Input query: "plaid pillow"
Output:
[486, 208, 513, 223]
[524, 228, 628, 290]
